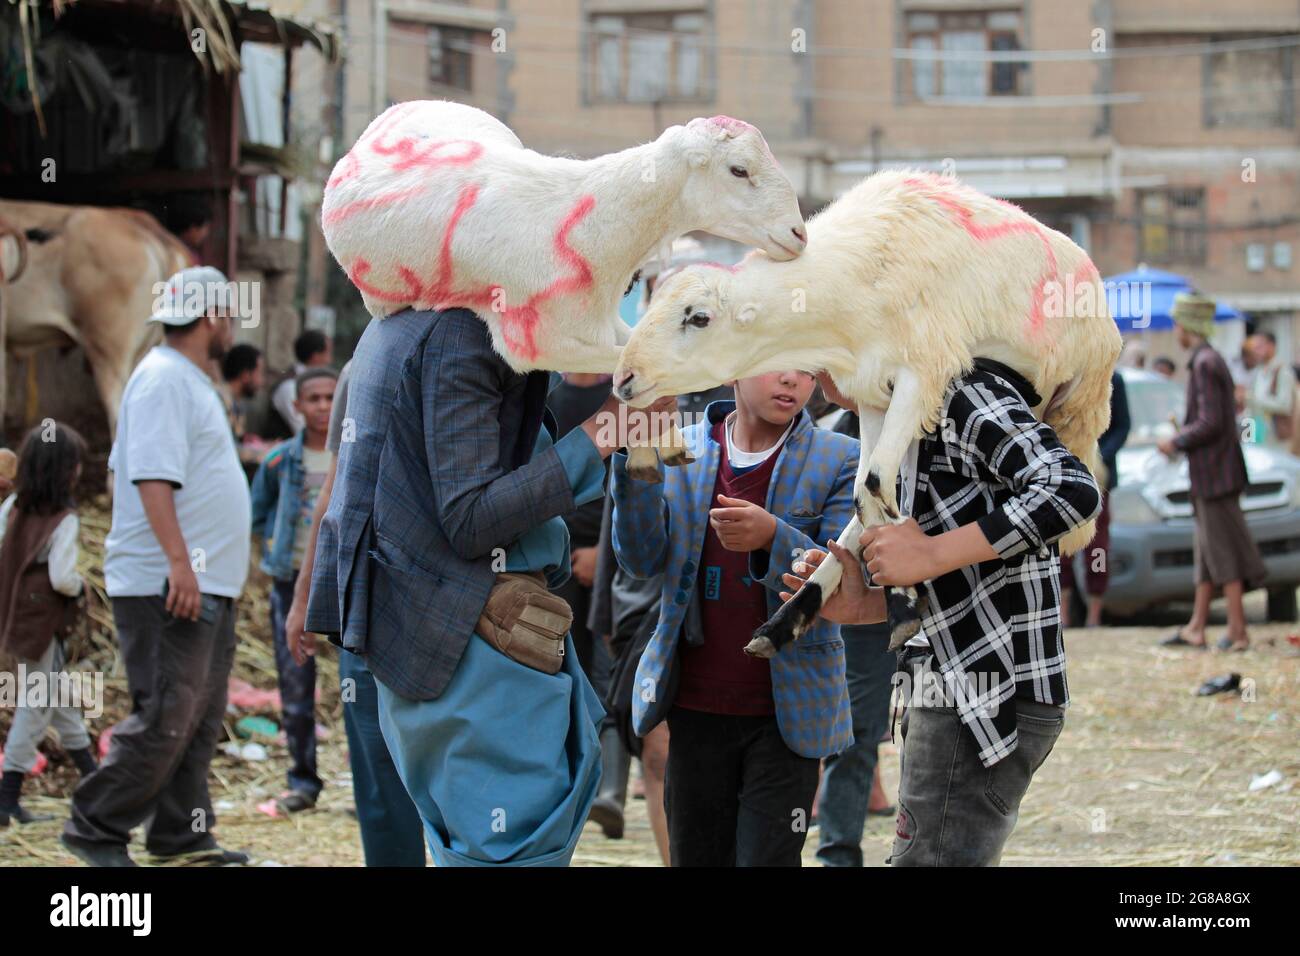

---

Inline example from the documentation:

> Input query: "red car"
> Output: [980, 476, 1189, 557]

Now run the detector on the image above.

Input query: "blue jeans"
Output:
[815, 623, 894, 867]
[270, 576, 321, 799]
[338, 649, 426, 867]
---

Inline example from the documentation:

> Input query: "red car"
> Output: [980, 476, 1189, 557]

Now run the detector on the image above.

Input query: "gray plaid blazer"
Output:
[304, 307, 575, 699]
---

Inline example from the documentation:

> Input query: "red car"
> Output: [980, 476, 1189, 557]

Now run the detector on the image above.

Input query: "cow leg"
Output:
[746, 407, 885, 659]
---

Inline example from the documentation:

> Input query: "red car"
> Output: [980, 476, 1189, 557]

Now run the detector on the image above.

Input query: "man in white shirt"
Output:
[1249, 331, 1297, 447]
[63, 266, 252, 868]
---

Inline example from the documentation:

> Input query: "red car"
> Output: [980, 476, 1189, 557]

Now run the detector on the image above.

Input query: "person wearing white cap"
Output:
[63, 266, 252, 867]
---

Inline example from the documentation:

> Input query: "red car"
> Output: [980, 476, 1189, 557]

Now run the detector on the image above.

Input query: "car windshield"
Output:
[1122, 374, 1186, 446]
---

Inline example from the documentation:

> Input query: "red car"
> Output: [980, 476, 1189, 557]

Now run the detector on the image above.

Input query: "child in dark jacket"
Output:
[612, 369, 859, 866]
[0, 423, 97, 826]
[250, 367, 336, 813]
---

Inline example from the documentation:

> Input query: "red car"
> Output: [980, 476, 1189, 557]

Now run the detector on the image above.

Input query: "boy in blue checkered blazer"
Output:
[612, 369, 859, 866]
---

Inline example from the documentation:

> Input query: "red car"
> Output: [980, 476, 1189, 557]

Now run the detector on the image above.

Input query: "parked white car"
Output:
[1097, 368, 1300, 620]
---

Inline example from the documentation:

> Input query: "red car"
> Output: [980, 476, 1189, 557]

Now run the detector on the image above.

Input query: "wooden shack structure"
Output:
[0, 0, 339, 446]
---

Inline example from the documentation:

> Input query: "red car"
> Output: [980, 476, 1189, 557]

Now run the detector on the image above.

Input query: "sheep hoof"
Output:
[659, 447, 696, 468]
[749, 582, 821, 657]
[886, 586, 922, 651]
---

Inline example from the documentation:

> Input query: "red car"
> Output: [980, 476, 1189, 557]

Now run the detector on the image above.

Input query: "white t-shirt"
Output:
[104, 345, 251, 598]
[724, 415, 793, 468]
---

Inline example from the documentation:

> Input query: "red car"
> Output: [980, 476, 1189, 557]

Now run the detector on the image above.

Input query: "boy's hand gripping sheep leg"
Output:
[746, 372, 929, 657]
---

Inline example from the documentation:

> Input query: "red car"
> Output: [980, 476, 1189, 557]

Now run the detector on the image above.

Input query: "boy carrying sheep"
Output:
[784, 364, 1100, 867]
[611, 369, 858, 867]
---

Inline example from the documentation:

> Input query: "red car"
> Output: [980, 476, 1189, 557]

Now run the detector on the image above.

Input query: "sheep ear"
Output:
[687, 148, 709, 168]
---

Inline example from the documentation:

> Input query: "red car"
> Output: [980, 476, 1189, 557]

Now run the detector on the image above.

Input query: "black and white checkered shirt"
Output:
[911, 360, 1102, 767]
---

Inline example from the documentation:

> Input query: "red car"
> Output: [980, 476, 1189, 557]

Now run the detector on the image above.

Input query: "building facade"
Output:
[317, 0, 1300, 355]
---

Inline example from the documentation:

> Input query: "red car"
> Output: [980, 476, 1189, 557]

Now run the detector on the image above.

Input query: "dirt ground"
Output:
[3, 612, 1297, 867]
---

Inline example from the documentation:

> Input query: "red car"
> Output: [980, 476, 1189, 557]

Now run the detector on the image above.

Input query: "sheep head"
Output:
[674, 117, 806, 262]
[615, 263, 772, 406]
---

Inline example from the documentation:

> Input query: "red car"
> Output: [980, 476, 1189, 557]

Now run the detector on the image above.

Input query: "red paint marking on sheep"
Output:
[416, 186, 599, 363]
[425, 183, 490, 305]
[373, 137, 484, 173]
[326, 151, 360, 190]
[347, 258, 424, 303]
[494, 194, 598, 361]
[323, 184, 431, 227]
[906, 175, 1059, 334]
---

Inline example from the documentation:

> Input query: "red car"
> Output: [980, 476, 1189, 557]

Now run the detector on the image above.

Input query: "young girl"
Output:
[0, 422, 97, 826]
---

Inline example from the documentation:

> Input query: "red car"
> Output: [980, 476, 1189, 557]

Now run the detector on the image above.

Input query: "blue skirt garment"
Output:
[376, 630, 604, 867]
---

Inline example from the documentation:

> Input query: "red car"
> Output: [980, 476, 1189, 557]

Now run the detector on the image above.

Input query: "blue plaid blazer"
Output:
[305, 307, 592, 700]
[611, 401, 858, 758]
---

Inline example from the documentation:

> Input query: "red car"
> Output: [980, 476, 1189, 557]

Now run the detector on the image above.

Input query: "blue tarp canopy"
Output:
[1105, 266, 1243, 333]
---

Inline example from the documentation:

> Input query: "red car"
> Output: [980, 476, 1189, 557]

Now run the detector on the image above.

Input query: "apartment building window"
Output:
[1137, 188, 1207, 265]
[428, 25, 475, 92]
[589, 11, 709, 103]
[906, 9, 1027, 99]
[1204, 36, 1294, 129]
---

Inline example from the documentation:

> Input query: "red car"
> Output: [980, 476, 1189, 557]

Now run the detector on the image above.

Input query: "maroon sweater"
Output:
[675, 420, 783, 716]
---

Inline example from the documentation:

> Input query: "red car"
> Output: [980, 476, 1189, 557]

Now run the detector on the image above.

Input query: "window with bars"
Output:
[1204, 36, 1293, 129]
[906, 9, 1027, 100]
[1137, 188, 1207, 265]
[588, 11, 709, 103]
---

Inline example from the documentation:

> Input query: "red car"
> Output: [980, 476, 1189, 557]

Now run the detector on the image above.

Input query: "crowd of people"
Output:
[0, 269, 1284, 866]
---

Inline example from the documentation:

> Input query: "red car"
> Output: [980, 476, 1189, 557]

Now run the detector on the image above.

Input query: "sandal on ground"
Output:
[152, 845, 250, 865]
[868, 805, 897, 817]
[1215, 635, 1250, 653]
[1161, 632, 1206, 648]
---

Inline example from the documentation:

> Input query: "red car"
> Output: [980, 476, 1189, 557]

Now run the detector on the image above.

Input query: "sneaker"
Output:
[61, 833, 138, 867]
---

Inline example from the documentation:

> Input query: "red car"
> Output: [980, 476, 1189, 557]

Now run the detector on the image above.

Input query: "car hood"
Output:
[1116, 443, 1300, 518]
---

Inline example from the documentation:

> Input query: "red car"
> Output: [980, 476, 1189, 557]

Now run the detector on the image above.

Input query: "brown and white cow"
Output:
[0, 200, 191, 434]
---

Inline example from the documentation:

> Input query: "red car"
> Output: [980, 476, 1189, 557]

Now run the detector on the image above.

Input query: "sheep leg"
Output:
[745, 407, 886, 659]
[745, 513, 865, 659]
[857, 369, 929, 650]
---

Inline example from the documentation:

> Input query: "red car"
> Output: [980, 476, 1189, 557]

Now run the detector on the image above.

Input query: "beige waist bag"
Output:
[476, 572, 572, 674]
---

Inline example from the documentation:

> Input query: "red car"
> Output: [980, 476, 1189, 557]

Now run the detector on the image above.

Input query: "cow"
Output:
[0, 200, 191, 435]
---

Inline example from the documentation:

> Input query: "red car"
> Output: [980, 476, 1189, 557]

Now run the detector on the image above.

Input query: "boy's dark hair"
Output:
[1153, 356, 1176, 371]
[15, 422, 87, 516]
[222, 343, 262, 382]
[1259, 331, 1277, 346]
[164, 193, 212, 235]
[296, 366, 338, 393]
[294, 329, 329, 364]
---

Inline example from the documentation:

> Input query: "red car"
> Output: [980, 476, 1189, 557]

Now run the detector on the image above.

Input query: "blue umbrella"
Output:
[1104, 265, 1242, 333]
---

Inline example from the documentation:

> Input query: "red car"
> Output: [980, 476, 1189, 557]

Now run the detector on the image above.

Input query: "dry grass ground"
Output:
[3, 622, 1296, 867]
[1, 499, 1296, 866]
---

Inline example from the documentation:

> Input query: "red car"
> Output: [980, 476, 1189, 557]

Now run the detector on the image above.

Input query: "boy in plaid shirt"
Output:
[786, 361, 1101, 866]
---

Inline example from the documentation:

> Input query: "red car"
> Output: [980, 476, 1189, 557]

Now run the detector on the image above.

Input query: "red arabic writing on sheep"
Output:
[345, 187, 597, 363]
[330, 103, 598, 362]
[904, 175, 1061, 334]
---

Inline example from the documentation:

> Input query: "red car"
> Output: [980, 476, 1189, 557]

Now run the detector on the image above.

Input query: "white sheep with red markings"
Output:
[321, 100, 807, 475]
[613, 169, 1123, 649]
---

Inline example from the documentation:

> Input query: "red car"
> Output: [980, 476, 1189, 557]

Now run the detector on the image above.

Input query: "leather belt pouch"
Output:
[476, 572, 572, 674]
